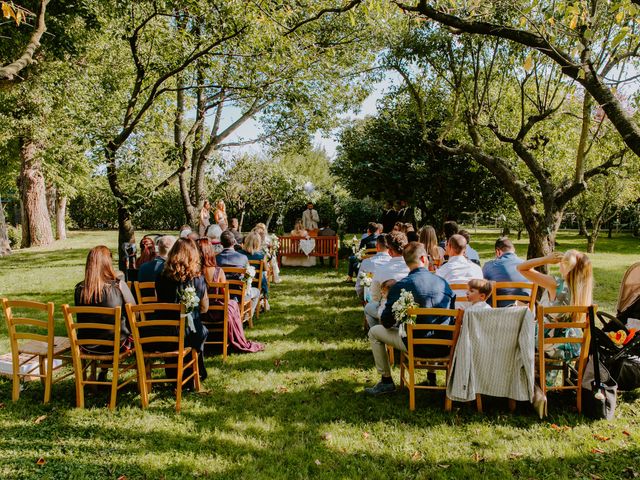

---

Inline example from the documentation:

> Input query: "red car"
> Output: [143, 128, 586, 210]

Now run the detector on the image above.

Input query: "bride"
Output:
[281, 219, 317, 267]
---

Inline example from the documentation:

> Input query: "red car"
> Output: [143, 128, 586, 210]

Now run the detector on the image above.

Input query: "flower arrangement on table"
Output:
[392, 289, 419, 337]
[358, 271, 373, 288]
[178, 285, 200, 333]
[242, 265, 257, 289]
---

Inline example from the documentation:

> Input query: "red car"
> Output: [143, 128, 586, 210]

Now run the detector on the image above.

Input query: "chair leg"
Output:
[11, 367, 20, 402]
[109, 367, 119, 411]
[508, 399, 516, 413]
[38, 356, 46, 386]
[476, 394, 483, 413]
[74, 360, 85, 409]
[175, 362, 183, 413]
[193, 351, 201, 392]
[44, 354, 54, 404]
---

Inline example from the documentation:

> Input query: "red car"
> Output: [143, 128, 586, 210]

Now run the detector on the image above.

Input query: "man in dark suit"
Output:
[216, 230, 249, 279]
[382, 201, 397, 233]
[365, 242, 455, 395]
[346, 222, 379, 282]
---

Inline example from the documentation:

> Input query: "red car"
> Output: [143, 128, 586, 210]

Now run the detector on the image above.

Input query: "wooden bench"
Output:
[277, 236, 339, 269]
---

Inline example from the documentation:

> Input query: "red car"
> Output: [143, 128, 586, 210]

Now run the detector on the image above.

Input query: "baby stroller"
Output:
[594, 261, 640, 391]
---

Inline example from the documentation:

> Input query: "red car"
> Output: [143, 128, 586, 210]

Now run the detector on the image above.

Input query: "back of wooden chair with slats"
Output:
[62, 305, 136, 410]
[361, 248, 378, 260]
[400, 308, 463, 411]
[221, 267, 253, 328]
[126, 303, 199, 412]
[492, 282, 538, 310]
[134, 281, 157, 304]
[204, 281, 230, 360]
[448, 284, 470, 307]
[536, 303, 593, 415]
[2, 298, 70, 403]
[248, 259, 267, 318]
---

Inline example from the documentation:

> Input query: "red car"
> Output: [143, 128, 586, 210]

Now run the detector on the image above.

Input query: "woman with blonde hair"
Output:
[418, 225, 445, 270]
[213, 200, 228, 231]
[253, 222, 281, 283]
[239, 231, 269, 302]
[74, 246, 136, 354]
[199, 200, 211, 237]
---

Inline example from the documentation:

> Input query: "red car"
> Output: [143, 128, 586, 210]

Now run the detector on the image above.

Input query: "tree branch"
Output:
[285, 0, 363, 35]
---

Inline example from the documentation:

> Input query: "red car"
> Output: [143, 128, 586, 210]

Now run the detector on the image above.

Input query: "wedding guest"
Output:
[74, 246, 137, 381]
[155, 238, 209, 381]
[205, 224, 224, 254]
[199, 239, 264, 354]
[229, 217, 243, 245]
[419, 225, 445, 270]
[376, 278, 397, 319]
[355, 235, 390, 301]
[214, 200, 228, 231]
[406, 224, 419, 243]
[364, 231, 410, 328]
[459, 229, 481, 266]
[439, 220, 459, 249]
[138, 235, 176, 282]
[302, 202, 320, 231]
[465, 279, 493, 311]
[254, 223, 281, 283]
[436, 234, 483, 297]
[135, 236, 156, 269]
[382, 201, 397, 233]
[239, 231, 269, 301]
[347, 222, 379, 282]
[216, 231, 250, 273]
[482, 237, 531, 306]
[365, 242, 455, 395]
[199, 200, 211, 237]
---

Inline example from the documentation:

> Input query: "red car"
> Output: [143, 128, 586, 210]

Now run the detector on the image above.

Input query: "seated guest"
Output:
[216, 230, 250, 275]
[465, 279, 493, 311]
[393, 222, 403, 232]
[459, 229, 481, 266]
[155, 238, 209, 380]
[179, 225, 192, 239]
[355, 235, 390, 301]
[135, 236, 156, 269]
[253, 223, 281, 283]
[439, 220, 459, 250]
[74, 246, 136, 355]
[347, 222, 379, 282]
[318, 221, 336, 237]
[436, 234, 483, 297]
[406, 224, 419, 243]
[364, 231, 410, 328]
[376, 223, 384, 235]
[376, 278, 397, 319]
[198, 239, 264, 354]
[228, 217, 243, 245]
[138, 235, 176, 283]
[418, 225, 445, 270]
[482, 237, 532, 306]
[238, 231, 269, 301]
[365, 242, 455, 395]
[205, 224, 224, 254]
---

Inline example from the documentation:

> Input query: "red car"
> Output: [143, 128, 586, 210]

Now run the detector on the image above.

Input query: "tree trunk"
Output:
[517, 229, 522, 240]
[55, 192, 67, 240]
[46, 183, 56, 223]
[117, 204, 136, 273]
[265, 211, 274, 231]
[239, 209, 245, 232]
[0, 196, 10, 255]
[19, 136, 53, 248]
[607, 221, 613, 239]
[578, 217, 588, 236]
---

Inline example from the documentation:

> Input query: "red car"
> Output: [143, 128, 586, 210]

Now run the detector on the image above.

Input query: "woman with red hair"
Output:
[135, 236, 156, 269]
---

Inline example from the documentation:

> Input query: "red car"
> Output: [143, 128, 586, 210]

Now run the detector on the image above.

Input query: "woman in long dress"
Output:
[213, 200, 228, 231]
[281, 219, 317, 267]
[199, 200, 211, 237]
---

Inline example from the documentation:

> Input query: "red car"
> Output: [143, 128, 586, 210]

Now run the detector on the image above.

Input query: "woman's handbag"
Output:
[581, 306, 617, 420]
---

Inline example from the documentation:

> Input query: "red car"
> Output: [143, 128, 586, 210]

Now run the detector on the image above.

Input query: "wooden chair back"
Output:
[1, 298, 70, 403]
[134, 281, 157, 304]
[362, 248, 378, 260]
[125, 303, 199, 412]
[448, 284, 470, 305]
[204, 281, 230, 360]
[536, 303, 593, 415]
[248, 259, 268, 319]
[491, 281, 538, 310]
[400, 308, 463, 411]
[221, 267, 253, 328]
[61, 304, 136, 410]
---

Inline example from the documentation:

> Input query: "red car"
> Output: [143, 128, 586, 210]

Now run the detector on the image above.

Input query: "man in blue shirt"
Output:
[482, 237, 532, 306]
[365, 242, 455, 395]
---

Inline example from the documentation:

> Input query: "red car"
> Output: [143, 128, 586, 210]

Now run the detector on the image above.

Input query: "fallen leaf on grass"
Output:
[35, 457, 46, 466]
[550, 423, 571, 432]
[591, 448, 605, 454]
[34, 415, 47, 424]
[437, 464, 450, 469]
[590, 474, 602, 480]
[314, 459, 321, 466]
[362, 431, 370, 439]
[320, 432, 332, 441]
[593, 434, 610, 441]
[411, 451, 422, 461]
[623, 430, 631, 436]
[276, 386, 289, 393]
[117, 476, 128, 480]
[472, 452, 485, 463]
[509, 452, 524, 459]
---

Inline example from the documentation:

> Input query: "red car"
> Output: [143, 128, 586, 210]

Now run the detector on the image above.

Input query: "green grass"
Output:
[0, 229, 639, 479]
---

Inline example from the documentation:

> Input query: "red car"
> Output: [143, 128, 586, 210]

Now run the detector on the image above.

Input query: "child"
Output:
[465, 279, 493, 311]
[377, 279, 398, 319]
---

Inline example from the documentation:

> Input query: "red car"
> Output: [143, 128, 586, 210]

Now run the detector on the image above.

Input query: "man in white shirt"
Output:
[436, 234, 484, 297]
[355, 235, 390, 301]
[364, 231, 409, 328]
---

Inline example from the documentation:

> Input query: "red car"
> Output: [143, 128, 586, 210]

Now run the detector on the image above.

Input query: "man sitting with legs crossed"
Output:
[365, 242, 455, 395]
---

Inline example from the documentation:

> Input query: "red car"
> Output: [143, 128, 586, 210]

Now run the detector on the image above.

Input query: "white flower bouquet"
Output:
[178, 285, 200, 332]
[355, 247, 367, 261]
[392, 289, 419, 325]
[358, 271, 373, 287]
[269, 234, 280, 255]
[350, 235, 359, 254]
[242, 265, 257, 289]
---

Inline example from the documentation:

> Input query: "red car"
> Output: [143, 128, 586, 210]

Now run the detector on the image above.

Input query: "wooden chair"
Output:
[62, 305, 137, 410]
[449, 284, 470, 307]
[1, 299, 71, 403]
[125, 303, 200, 412]
[492, 282, 538, 310]
[221, 267, 253, 328]
[134, 281, 157, 305]
[536, 304, 593, 415]
[248, 259, 267, 319]
[204, 281, 230, 361]
[399, 308, 463, 411]
[361, 248, 377, 260]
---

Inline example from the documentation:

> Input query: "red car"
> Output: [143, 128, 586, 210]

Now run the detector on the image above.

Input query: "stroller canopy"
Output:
[618, 261, 640, 318]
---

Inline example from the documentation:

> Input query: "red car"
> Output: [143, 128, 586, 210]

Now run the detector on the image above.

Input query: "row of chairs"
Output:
[398, 304, 594, 414]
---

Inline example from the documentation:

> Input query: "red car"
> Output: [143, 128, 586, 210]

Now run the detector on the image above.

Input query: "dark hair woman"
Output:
[74, 245, 135, 354]
[198, 238, 264, 353]
[135, 236, 156, 269]
[155, 238, 209, 380]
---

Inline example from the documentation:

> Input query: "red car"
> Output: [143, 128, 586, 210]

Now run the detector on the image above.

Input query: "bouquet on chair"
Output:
[178, 285, 200, 333]
[392, 289, 419, 337]
[242, 265, 257, 290]
[350, 236, 359, 254]
[355, 247, 367, 261]
[358, 271, 373, 287]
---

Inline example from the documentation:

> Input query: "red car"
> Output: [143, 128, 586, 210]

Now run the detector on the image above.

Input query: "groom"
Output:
[302, 202, 319, 231]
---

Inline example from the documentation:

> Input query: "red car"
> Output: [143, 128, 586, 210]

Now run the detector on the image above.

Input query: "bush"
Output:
[335, 196, 381, 235]
[7, 224, 21, 248]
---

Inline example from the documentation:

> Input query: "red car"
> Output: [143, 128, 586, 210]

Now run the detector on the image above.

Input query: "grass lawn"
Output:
[0, 229, 639, 479]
